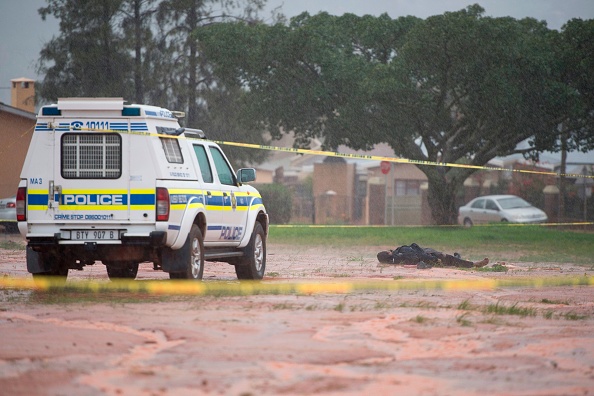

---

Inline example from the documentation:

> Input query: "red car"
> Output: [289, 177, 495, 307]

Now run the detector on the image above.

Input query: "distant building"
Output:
[10, 77, 36, 113]
[252, 135, 594, 225]
[0, 78, 36, 197]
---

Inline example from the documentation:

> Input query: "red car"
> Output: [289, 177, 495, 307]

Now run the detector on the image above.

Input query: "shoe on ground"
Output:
[474, 258, 489, 268]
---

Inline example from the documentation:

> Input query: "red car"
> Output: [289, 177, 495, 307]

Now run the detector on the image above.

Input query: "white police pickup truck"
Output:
[17, 98, 268, 281]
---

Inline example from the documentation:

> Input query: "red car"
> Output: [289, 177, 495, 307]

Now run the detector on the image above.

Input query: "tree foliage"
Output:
[38, 0, 133, 99]
[36, 0, 269, 167]
[199, 6, 594, 224]
[35, 3, 594, 223]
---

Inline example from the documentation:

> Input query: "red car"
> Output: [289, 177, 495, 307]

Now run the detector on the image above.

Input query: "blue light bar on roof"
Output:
[122, 107, 141, 116]
[42, 107, 61, 116]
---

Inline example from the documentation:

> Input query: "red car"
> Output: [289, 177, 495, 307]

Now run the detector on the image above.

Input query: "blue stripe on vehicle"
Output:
[35, 123, 51, 131]
[206, 196, 225, 206]
[130, 194, 155, 205]
[28, 194, 48, 205]
[130, 123, 148, 131]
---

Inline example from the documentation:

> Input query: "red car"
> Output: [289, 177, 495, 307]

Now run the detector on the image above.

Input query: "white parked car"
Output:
[0, 195, 17, 233]
[458, 195, 548, 227]
[0, 195, 16, 220]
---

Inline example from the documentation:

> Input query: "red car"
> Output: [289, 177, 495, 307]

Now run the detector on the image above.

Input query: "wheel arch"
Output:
[170, 204, 207, 250]
[238, 209, 268, 248]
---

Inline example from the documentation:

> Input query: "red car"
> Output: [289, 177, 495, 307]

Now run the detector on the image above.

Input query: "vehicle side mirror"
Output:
[237, 168, 256, 183]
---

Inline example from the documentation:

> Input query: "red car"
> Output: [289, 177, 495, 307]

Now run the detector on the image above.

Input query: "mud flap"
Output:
[159, 234, 190, 273]
[26, 246, 51, 273]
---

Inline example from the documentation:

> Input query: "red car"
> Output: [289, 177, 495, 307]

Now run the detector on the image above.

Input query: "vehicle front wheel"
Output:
[169, 224, 204, 280]
[235, 222, 266, 280]
[463, 218, 473, 228]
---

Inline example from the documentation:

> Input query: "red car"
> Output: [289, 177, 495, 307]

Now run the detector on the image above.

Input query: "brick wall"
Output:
[0, 110, 35, 197]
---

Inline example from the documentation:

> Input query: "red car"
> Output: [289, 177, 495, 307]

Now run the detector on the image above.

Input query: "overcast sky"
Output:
[1, 0, 593, 105]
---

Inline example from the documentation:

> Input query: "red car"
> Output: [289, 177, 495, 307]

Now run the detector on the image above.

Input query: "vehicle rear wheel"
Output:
[105, 261, 139, 280]
[463, 218, 473, 228]
[235, 222, 266, 280]
[169, 224, 204, 280]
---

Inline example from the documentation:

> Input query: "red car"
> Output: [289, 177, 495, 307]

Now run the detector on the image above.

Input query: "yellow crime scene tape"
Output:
[0, 275, 592, 295]
[36, 125, 593, 180]
[4, 124, 589, 180]
[271, 222, 594, 228]
[213, 139, 594, 180]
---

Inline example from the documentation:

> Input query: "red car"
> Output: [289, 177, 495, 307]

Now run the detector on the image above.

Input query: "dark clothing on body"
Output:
[377, 243, 477, 268]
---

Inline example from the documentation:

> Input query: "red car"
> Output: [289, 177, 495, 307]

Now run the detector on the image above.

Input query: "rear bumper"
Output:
[26, 231, 168, 272]
[28, 231, 167, 249]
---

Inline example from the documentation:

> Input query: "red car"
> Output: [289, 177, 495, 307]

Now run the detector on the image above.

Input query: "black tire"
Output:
[235, 222, 266, 280]
[105, 261, 139, 280]
[463, 218, 473, 228]
[169, 224, 204, 280]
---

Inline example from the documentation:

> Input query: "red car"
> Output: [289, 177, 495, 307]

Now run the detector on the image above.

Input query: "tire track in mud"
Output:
[0, 311, 185, 395]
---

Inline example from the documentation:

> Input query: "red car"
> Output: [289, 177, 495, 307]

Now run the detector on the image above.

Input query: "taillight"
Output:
[156, 187, 170, 221]
[7, 202, 15, 208]
[16, 187, 26, 221]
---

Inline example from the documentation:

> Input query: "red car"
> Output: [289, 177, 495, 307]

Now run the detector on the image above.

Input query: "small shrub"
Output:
[256, 183, 293, 224]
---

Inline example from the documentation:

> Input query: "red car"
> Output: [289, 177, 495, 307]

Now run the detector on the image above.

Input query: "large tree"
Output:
[369, 6, 560, 224]
[37, 0, 133, 99]
[528, 19, 594, 218]
[36, 0, 270, 166]
[152, 0, 266, 126]
[120, 0, 159, 104]
[200, 6, 572, 224]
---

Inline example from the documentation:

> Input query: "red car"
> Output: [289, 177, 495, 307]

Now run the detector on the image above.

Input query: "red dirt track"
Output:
[1, 234, 593, 395]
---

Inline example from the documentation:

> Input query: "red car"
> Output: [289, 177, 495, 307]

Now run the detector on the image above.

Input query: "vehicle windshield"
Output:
[497, 197, 531, 209]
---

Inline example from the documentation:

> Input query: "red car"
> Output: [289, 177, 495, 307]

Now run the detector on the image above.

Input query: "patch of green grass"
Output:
[269, 225, 594, 264]
[563, 311, 589, 320]
[28, 290, 179, 305]
[334, 302, 345, 312]
[456, 313, 472, 326]
[474, 264, 508, 272]
[0, 240, 25, 250]
[272, 303, 294, 310]
[485, 302, 536, 317]
[374, 301, 392, 309]
[457, 299, 473, 310]
[412, 314, 427, 324]
[540, 298, 569, 305]
[543, 310, 554, 319]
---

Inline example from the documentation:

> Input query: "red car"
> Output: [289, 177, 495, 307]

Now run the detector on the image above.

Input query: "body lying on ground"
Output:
[377, 243, 489, 269]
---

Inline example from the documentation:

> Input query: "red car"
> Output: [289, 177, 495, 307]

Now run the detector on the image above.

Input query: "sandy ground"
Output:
[1, 232, 593, 396]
